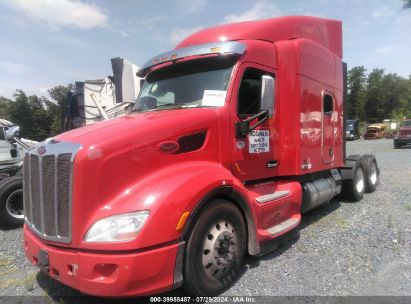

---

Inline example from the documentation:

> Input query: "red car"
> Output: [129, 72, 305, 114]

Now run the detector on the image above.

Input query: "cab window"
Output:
[238, 68, 273, 117]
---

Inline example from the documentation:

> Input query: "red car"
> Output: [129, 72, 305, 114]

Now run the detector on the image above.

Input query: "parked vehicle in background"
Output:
[345, 119, 360, 140]
[0, 119, 23, 174]
[364, 124, 386, 140]
[394, 119, 411, 148]
[63, 57, 142, 131]
[0, 121, 37, 228]
[23, 16, 380, 297]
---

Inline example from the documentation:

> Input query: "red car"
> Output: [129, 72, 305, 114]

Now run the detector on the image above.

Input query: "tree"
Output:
[347, 66, 367, 119]
[381, 73, 408, 117]
[0, 97, 11, 119]
[7, 90, 33, 136]
[48, 84, 74, 133]
[403, 0, 411, 9]
[363, 69, 385, 122]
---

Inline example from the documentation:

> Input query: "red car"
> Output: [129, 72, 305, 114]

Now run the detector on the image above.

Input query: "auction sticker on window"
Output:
[249, 130, 270, 153]
[202, 90, 227, 107]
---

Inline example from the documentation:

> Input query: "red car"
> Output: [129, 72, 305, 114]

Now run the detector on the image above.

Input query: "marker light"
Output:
[85, 211, 149, 243]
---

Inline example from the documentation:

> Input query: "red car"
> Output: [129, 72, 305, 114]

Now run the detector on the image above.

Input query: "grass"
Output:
[0, 272, 37, 291]
[0, 267, 17, 277]
[0, 256, 15, 268]
[312, 213, 350, 230]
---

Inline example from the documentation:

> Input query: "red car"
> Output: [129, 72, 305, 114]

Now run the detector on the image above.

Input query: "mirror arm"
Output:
[242, 110, 268, 124]
[235, 110, 268, 138]
[248, 116, 268, 133]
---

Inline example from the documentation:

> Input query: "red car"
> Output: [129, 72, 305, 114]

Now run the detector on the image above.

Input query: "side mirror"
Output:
[235, 75, 275, 138]
[261, 75, 275, 117]
[5, 125, 20, 140]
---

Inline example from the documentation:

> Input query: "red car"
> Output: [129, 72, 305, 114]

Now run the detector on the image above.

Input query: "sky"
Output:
[0, 0, 410, 99]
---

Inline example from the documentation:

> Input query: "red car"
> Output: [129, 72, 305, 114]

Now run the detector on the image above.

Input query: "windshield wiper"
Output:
[132, 103, 183, 113]
[153, 103, 185, 110]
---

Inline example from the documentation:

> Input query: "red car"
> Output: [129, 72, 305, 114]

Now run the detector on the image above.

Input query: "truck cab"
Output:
[394, 119, 411, 148]
[0, 119, 21, 168]
[23, 16, 379, 297]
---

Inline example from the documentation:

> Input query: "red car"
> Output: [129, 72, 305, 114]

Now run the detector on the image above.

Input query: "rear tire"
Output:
[0, 176, 24, 229]
[183, 200, 246, 296]
[341, 158, 365, 202]
[362, 155, 379, 193]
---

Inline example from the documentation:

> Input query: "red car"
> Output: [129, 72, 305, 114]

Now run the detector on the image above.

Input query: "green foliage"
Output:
[347, 66, 367, 119]
[1, 86, 73, 141]
[347, 66, 411, 124]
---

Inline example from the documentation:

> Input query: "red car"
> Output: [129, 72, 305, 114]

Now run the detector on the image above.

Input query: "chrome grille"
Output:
[23, 141, 81, 243]
[57, 154, 72, 237]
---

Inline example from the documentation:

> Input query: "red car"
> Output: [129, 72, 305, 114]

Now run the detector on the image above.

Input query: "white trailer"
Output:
[64, 57, 142, 130]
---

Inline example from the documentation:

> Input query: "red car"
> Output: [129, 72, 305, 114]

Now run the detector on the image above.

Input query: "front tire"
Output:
[0, 176, 24, 229]
[183, 200, 246, 296]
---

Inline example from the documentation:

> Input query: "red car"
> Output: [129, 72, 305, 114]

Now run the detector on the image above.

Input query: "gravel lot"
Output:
[0, 139, 410, 302]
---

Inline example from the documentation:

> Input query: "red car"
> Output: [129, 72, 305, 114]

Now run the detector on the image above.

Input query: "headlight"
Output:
[84, 211, 149, 243]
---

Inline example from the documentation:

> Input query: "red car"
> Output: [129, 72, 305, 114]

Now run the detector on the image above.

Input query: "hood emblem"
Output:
[37, 146, 46, 155]
[158, 141, 180, 154]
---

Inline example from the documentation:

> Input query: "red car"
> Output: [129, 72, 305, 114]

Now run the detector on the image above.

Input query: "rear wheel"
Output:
[362, 154, 379, 193]
[183, 200, 246, 296]
[341, 158, 365, 202]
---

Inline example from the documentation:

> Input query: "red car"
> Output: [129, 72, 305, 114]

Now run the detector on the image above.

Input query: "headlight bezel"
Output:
[84, 210, 150, 243]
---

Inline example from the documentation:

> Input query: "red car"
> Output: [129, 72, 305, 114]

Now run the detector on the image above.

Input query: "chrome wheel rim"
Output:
[356, 167, 364, 193]
[202, 220, 237, 278]
[369, 162, 378, 185]
[5, 189, 24, 219]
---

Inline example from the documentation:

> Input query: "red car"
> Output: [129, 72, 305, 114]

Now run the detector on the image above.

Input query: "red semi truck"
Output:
[23, 16, 380, 297]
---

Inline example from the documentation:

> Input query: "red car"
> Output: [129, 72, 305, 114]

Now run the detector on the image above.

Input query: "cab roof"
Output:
[176, 16, 342, 58]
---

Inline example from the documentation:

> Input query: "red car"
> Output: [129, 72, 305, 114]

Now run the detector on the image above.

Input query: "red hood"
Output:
[58, 107, 218, 148]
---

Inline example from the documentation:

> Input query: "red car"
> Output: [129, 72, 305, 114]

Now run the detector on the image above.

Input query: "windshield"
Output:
[133, 56, 235, 112]
[400, 120, 411, 127]
[346, 124, 354, 131]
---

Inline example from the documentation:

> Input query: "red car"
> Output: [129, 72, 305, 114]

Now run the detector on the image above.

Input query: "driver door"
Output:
[230, 64, 279, 181]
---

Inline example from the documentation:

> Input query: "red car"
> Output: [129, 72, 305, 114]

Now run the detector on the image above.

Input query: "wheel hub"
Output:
[356, 167, 364, 193]
[202, 220, 237, 278]
[369, 162, 378, 185]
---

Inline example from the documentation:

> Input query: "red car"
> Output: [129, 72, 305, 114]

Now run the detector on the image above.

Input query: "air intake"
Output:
[175, 131, 207, 154]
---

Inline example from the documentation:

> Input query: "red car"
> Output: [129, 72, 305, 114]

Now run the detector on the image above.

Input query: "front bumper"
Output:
[24, 225, 179, 297]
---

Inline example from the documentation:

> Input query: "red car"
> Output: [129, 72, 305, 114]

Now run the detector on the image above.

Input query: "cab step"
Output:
[266, 215, 301, 237]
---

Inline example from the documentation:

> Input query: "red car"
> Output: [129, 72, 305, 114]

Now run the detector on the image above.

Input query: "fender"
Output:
[181, 186, 260, 256]
[78, 161, 258, 253]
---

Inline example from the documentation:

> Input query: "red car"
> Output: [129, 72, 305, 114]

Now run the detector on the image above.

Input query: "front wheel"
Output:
[0, 176, 24, 229]
[183, 200, 246, 296]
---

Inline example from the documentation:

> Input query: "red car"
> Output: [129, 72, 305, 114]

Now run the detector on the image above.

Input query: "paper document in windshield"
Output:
[202, 90, 227, 107]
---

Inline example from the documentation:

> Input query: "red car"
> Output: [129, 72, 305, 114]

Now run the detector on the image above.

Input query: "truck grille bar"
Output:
[23, 141, 82, 243]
